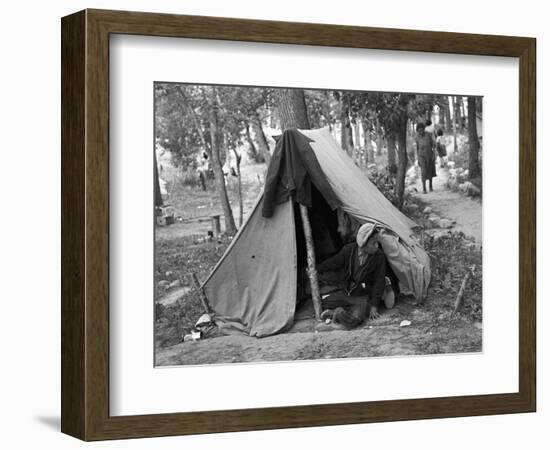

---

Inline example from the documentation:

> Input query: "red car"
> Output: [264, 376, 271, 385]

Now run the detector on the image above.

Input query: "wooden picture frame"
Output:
[61, 9, 536, 441]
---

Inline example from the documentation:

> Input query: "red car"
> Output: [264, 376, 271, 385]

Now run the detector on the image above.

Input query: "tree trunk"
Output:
[459, 97, 466, 131]
[352, 119, 362, 166]
[353, 118, 361, 152]
[467, 97, 481, 180]
[198, 171, 206, 191]
[362, 120, 374, 165]
[387, 132, 397, 172]
[375, 118, 384, 156]
[231, 147, 244, 227]
[347, 118, 355, 152]
[275, 89, 321, 320]
[330, 123, 338, 140]
[395, 119, 408, 209]
[340, 111, 353, 156]
[176, 86, 210, 155]
[251, 113, 271, 165]
[154, 150, 163, 207]
[451, 96, 458, 154]
[276, 89, 311, 130]
[208, 88, 237, 235]
[244, 121, 262, 163]
[443, 96, 452, 132]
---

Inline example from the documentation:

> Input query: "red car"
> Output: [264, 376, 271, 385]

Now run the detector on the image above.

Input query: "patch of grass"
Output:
[423, 231, 482, 323]
[155, 237, 230, 349]
[384, 188, 482, 325]
[164, 163, 264, 221]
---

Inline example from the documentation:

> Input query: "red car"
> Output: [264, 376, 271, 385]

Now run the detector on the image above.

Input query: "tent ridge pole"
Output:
[299, 204, 322, 320]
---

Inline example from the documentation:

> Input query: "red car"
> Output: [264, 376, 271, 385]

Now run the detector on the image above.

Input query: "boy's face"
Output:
[359, 236, 379, 259]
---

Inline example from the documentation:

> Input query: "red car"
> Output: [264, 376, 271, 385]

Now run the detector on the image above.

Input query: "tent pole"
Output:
[299, 204, 322, 320]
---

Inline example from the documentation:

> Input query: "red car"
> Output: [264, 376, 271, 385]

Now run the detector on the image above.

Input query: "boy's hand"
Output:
[369, 306, 381, 320]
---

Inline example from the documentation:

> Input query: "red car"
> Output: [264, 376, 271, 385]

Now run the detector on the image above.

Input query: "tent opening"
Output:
[293, 183, 401, 312]
[294, 184, 344, 306]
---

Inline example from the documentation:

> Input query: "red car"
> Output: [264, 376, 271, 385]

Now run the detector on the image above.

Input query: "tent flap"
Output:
[300, 128, 431, 301]
[204, 198, 297, 337]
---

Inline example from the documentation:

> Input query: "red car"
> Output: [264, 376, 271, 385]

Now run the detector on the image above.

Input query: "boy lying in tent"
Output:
[315, 222, 396, 329]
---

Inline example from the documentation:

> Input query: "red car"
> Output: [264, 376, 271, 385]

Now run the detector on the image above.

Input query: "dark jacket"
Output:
[316, 243, 387, 307]
[262, 130, 340, 217]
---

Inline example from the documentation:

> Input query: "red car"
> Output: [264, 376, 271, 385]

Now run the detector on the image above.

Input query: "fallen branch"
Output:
[452, 265, 476, 315]
[190, 273, 211, 315]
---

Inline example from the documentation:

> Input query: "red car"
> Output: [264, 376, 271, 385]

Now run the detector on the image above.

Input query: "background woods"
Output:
[155, 84, 483, 224]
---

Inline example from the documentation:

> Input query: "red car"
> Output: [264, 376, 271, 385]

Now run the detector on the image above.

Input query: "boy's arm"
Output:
[317, 244, 352, 273]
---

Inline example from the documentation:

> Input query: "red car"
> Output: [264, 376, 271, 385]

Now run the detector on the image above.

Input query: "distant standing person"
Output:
[425, 119, 435, 135]
[415, 122, 437, 193]
[435, 128, 447, 168]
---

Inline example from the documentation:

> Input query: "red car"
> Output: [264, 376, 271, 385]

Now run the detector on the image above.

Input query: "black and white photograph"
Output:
[153, 83, 483, 366]
[4, 0, 545, 446]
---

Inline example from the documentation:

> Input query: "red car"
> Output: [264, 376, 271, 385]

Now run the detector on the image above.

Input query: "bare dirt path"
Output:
[412, 167, 482, 245]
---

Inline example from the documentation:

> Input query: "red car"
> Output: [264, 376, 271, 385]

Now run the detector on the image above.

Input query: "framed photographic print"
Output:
[61, 9, 536, 441]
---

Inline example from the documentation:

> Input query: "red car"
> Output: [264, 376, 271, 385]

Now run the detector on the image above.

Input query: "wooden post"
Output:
[452, 265, 475, 315]
[211, 215, 221, 238]
[191, 273, 211, 315]
[299, 204, 322, 320]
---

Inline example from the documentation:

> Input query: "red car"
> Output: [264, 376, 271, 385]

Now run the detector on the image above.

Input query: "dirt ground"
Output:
[413, 165, 482, 245]
[156, 298, 481, 366]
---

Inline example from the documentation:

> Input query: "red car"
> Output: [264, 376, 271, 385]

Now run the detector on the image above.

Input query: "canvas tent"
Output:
[202, 128, 431, 337]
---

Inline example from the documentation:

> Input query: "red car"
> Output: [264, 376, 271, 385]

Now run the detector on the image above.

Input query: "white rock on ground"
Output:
[168, 279, 181, 289]
[439, 218, 454, 229]
[426, 230, 451, 241]
[428, 215, 441, 228]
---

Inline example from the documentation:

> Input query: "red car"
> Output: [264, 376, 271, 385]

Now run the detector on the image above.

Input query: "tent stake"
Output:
[452, 265, 475, 316]
[299, 204, 322, 320]
[191, 273, 211, 315]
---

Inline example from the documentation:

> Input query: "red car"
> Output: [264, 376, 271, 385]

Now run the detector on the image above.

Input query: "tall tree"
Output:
[459, 97, 466, 130]
[207, 87, 237, 235]
[362, 119, 374, 164]
[353, 118, 361, 151]
[450, 96, 458, 154]
[244, 122, 261, 163]
[250, 113, 271, 165]
[275, 89, 322, 320]
[156, 84, 237, 233]
[386, 131, 397, 173]
[229, 144, 244, 226]
[304, 89, 335, 131]
[375, 118, 384, 156]
[372, 93, 434, 208]
[467, 96, 481, 180]
[371, 93, 409, 208]
[276, 89, 311, 130]
[337, 100, 353, 155]
[442, 96, 452, 132]
[228, 87, 272, 165]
